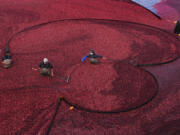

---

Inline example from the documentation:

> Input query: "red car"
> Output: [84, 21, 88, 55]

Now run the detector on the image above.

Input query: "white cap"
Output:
[43, 58, 48, 64]
[89, 50, 94, 55]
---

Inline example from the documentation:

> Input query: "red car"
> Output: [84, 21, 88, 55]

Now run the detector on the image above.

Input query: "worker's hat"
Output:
[43, 58, 48, 63]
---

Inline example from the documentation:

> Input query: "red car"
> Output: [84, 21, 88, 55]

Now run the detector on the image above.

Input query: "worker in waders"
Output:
[81, 50, 104, 64]
[2, 51, 13, 68]
[39, 58, 54, 76]
[174, 19, 180, 35]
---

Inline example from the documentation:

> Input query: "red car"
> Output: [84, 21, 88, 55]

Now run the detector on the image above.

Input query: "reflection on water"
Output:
[132, 0, 161, 14]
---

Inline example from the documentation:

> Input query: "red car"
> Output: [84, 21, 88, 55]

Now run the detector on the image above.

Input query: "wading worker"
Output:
[39, 58, 54, 76]
[174, 19, 180, 35]
[81, 50, 104, 64]
[2, 51, 12, 68]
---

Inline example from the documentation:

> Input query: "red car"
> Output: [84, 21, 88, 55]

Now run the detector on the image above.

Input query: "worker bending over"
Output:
[2, 51, 12, 68]
[39, 58, 54, 76]
[81, 50, 104, 64]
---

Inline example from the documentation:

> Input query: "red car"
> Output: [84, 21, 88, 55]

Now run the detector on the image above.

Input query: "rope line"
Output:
[5, 18, 180, 67]
[3, 18, 180, 134]
[46, 98, 62, 135]
[60, 65, 159, 114]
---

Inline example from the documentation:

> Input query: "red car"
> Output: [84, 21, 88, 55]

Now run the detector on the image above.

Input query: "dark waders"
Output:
[40, 68, 51, 76]
[90, 58, 100, 64]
